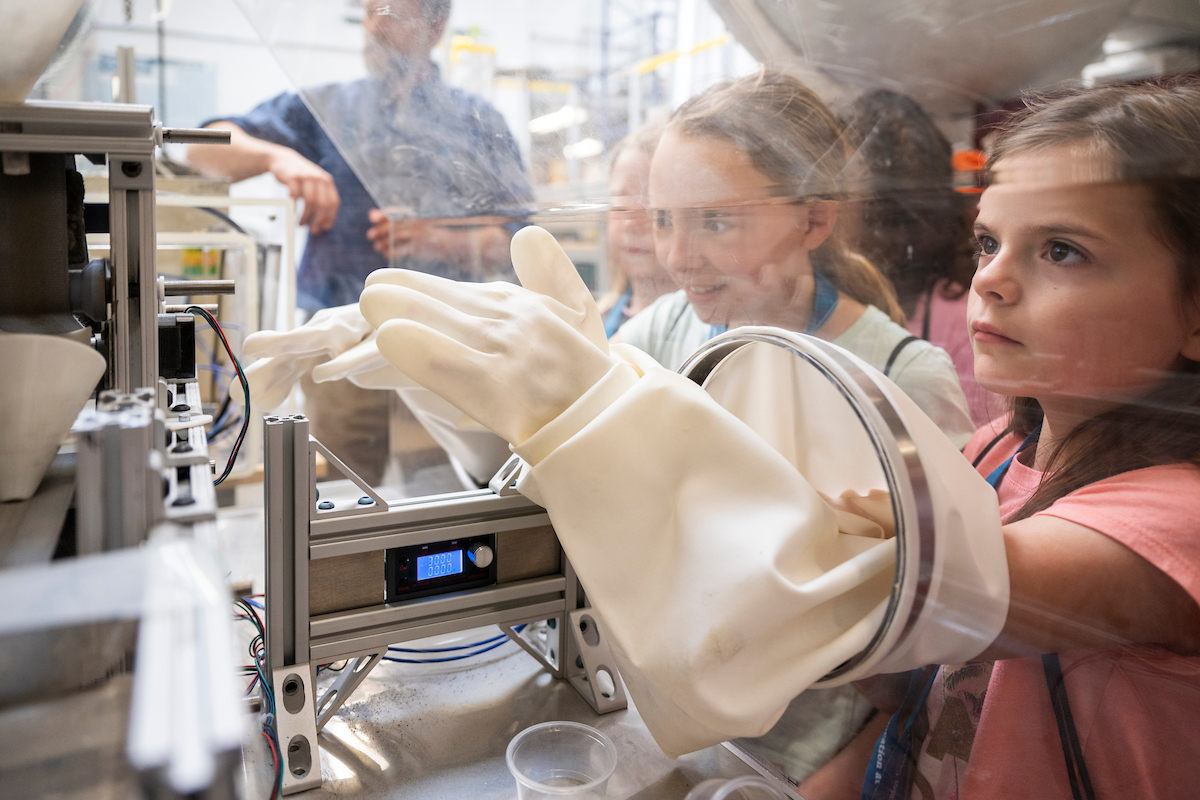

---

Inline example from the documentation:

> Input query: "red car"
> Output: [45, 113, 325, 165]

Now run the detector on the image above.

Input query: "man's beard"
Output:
[364, 38, 420, 86]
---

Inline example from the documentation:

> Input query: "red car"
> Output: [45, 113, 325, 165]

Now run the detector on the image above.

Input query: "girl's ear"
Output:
[803, 200, 839, 250]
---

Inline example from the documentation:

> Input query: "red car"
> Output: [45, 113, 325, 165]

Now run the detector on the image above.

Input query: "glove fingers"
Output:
[244, 303, 373, 359]
[242, 354, 322, 410]
[242, 329, 315, 359]
[510, 226, 609, 351]
[375, 319, 506, 439]
[363, 269, 516, 327]
[311, 333, 385, 383]
[347, 364, 417, 390]
[361, 283, 509, 351]
[510, 226, 588, 303]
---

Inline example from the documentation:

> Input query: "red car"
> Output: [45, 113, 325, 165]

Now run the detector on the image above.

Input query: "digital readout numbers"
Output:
[416, 549, 463, 581]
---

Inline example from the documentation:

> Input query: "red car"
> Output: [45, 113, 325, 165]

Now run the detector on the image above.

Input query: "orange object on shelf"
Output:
[953, 149, 987, 193]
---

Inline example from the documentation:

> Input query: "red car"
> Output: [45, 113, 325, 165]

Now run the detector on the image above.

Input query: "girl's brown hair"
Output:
[986, 76, 1200, 521]
[667, 70, 905, 323]
[842, 89, 978, 317]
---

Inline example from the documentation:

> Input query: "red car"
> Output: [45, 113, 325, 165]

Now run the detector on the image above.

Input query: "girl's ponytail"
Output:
[813, 235, 905, 324]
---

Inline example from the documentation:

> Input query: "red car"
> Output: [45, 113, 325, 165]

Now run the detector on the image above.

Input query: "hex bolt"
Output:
[171, 442, 193, 453]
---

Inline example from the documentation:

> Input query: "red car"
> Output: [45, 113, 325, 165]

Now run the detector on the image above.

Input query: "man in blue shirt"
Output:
[189, 0, 532, 310]
[189, 0, 533, 483]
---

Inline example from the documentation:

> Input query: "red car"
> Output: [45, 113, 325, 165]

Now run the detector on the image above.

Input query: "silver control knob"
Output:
[468, 543, 493, 569]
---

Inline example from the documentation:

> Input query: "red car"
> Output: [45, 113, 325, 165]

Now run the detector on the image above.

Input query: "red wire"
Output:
[187, 305, 250, 482]
[261, 728, 281, 800]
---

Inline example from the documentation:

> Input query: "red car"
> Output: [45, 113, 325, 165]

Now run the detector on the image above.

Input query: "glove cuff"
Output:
[513, 360, 640, 465]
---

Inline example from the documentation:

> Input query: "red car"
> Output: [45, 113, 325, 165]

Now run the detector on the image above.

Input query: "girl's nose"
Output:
[971, 250, 1021, 305]
[618, 211, 650, 236]
[660, 228, 699, 276]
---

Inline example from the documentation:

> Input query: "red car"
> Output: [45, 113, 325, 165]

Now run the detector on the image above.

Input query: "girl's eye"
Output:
[703, 216, 730, 233]
[976, 234, 999, 256]
[1045, 241, 1085, 264]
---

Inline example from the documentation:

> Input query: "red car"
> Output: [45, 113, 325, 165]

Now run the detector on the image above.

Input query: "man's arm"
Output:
[187, 121, 340, 234]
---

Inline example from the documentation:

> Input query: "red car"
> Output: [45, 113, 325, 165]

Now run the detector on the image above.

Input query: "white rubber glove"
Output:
[511, 336, 1008, 758]
[309, 332, 416, 389]
[360, 226, 620, 447]
[236, 301, 512, 482]
[313, 334, 512, 483]
[234, 303, 374, 410]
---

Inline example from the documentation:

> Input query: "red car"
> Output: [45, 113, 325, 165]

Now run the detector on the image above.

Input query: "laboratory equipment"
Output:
[0, 99, 245, 798]
[506, 720, 618, 800]
[261, 416, 628, 794]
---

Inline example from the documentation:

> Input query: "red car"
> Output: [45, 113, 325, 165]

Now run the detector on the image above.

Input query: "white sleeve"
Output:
[515, 350, 897, 757]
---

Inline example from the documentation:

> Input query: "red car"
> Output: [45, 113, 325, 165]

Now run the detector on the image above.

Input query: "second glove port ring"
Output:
[678, 329, 935, 684]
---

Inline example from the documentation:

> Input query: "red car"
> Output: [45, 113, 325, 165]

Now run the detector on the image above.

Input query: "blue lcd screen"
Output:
[416, 550, 463, 581]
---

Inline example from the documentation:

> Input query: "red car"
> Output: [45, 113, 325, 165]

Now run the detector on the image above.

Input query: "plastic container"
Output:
[505, 721, 617, 799]
[684, 776, 791, 800]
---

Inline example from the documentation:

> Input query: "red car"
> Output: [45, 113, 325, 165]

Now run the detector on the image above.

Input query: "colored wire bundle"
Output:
[186, 305, 249, 486]
[233, 596, 282, 800]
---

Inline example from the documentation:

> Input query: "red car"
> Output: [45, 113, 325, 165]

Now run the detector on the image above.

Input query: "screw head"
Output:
[317, 500, 335, 510]
[121, 161, 142, 177]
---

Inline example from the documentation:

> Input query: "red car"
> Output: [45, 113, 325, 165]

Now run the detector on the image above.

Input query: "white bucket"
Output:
[0, 332, 106, 502]
[0, 0, 87, 105]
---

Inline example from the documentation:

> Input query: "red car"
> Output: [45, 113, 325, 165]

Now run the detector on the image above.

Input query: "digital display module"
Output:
[416, 549, 463, 581]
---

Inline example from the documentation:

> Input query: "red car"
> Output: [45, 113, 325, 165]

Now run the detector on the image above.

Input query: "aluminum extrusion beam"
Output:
[265, 415, 312, 671]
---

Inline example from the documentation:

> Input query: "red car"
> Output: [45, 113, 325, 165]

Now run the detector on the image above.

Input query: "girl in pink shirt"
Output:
[854, 78, 1200, 800]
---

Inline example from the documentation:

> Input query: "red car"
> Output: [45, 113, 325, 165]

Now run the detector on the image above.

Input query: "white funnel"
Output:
[0, 0, 87, 105]
[0, 333, 106, 502]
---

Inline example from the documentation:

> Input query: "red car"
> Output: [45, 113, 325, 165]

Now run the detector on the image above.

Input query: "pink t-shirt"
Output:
[908, 285, 1006, 428]
[910, 421, 1200, 799]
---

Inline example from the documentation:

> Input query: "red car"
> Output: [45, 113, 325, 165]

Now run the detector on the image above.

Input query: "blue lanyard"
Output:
[984, 424, 1042, 490]
[603, 287, 633, 339]
[708, 271, 838, 340]
[861, 422, 1043, 800]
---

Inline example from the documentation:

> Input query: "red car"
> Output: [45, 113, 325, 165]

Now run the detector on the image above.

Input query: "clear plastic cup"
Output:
[684, 776, 791, 800]
[505, 721, 618, 799]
